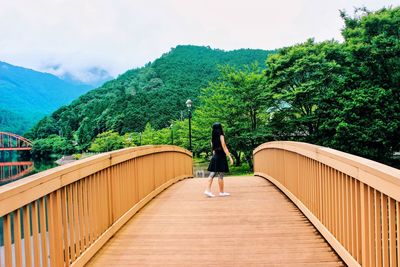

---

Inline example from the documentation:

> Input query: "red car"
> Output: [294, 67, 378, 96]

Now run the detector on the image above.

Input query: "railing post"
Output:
[48, 190, 64, 266]
[360, 183, 368, 266]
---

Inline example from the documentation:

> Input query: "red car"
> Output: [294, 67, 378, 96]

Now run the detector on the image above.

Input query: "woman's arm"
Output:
[220, 135, 234, 165]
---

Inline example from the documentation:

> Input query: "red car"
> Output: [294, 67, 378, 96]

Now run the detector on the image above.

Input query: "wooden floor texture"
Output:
[87, 176, 345, 266]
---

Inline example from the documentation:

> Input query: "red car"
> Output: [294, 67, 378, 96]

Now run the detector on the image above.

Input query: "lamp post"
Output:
[170, 123, 174, 145]
[186, 99, 193, 151]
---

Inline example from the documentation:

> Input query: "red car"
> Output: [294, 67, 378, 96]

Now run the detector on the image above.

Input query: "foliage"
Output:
[31, 135, 75, 158]
[0, 109, 28, 135]
[266, 6, 400, 164]
[27, 46, 273, 150]
[89, 131, 128, 153]
[265, 39, 348, 141]
[194, 64, 272, 168]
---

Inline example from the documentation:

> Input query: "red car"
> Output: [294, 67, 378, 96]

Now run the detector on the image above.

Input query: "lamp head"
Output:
[186, 99, 192, 108]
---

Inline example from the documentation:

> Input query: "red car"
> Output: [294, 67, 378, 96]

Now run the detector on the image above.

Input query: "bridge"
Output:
[0, 162, 34, 183]
[0, 142, 399, 266]
[0, 132, 32, 151]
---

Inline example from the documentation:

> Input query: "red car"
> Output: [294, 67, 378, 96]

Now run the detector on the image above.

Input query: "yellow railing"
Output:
[254, 141, 400, 267]
[0, 145, 192, 267]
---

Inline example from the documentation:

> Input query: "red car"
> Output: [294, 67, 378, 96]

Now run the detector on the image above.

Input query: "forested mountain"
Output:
[28, 45, 273, 148]
[0, 61, 93, 134]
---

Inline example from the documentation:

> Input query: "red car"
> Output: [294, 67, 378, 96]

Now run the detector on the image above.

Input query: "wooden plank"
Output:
[39, 197, 48, 267]
[14, 209, 22, 267]
[350, 178, 355, 257]
[78, 179, 86, 250]
[3, 213, 13, 267]
[368, 187, 376, 266]
[396, 201, 400, 267]
[87, 175, 95, 245]
[72, 183, 81, 257]
[360, 183, 367, 266]
[72, 174, 190, 267]
[382, 194, 389, 266]
[375, 191, 382, 267]
[78, 180, 85, 252]
[106, 167, 113, 227]
[61, 188, 70, 266]
[82, 178, 91, 248]
[23, 205, 32, 267]
[56, 190, 65, 266]
[254, 142, 400, 202]
[47, 193, 56, 267]
[68, 184, 77, 261]
[388, 198, 396, 266]
[343, 175, 349, 251]
[92, 173, 99, 240]
[86, 177, 345, 267]
[356, 180, 361, 262]
[31, 201, 41, 267]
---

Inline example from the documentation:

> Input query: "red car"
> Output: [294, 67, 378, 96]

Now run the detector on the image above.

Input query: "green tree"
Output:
[330, 7, 400, 162]
[194, 64, 272, 168]
[89, 131, 126, 152]
[266, 39, 348, 141]
[31, 135, 75, 158]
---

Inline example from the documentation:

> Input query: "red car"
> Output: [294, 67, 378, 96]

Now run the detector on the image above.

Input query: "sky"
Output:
[0, 0, 398, 82]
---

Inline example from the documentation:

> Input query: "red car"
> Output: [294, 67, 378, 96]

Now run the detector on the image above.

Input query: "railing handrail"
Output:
[254, 141, 400, 267]
[0, 145, 191, 218]
[0, 144, 192, 267]
[254, 141, 400, 202]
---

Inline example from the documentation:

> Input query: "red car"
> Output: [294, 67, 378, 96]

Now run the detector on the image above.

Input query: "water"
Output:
[0, 151, 56, 186]
[0, 151, 56, 247]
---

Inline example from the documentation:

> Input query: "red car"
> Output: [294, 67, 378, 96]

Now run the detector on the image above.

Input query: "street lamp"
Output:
[186, 99, 193, 151]
[170, 123, 174, 145]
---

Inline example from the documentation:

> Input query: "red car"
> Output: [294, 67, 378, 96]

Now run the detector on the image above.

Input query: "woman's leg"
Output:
[218, 172, 224, 193]
[206, 172, 216, 192]
[218, 172, 230, 196]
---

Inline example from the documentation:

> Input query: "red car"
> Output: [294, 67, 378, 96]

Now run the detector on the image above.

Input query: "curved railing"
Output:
[0, 145, 192, 267]
[254, 141, 400, 267]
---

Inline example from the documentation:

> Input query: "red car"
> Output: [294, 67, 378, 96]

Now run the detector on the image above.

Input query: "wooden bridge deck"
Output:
[87, 176, 344, 266]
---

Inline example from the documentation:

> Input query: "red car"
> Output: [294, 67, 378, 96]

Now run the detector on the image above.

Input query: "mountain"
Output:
[28, 45, 274, 147]
[0, 61, 95, 134]
[61, 67, 113, 87]
[43, 64, 113, 87]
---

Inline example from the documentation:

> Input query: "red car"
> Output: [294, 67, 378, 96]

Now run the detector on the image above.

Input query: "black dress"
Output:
[207, 134, 229, 173]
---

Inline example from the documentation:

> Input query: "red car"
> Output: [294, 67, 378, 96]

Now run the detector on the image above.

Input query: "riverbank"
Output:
[55, 153, 99, 165]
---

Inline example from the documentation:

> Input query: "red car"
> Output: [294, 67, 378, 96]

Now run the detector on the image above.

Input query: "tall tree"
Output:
[194, 64, 272, 168]
[265, 39, 348, 141]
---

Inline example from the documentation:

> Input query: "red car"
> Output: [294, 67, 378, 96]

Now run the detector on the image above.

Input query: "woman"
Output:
[204, 122, 234, 197]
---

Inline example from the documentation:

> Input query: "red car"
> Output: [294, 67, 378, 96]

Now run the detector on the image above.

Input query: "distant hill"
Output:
[0, 61, 95, 134]
[28, 45, 274, 148]
[42, 64, 113, 87]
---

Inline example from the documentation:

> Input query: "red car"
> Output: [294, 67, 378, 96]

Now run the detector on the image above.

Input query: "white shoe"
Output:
[204, 190, 215, 197]
[219, 192, 230, 197]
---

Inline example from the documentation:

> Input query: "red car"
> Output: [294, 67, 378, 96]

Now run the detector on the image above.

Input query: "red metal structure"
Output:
[0, 132, 32, 151]
[0, 161, 34, 182]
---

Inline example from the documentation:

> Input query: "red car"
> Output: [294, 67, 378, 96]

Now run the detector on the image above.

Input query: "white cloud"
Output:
[0, 0, 398, 79]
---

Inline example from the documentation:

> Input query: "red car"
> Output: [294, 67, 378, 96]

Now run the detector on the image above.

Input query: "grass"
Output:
[193, 156, 252, 176]
[229, 163, 253, 176]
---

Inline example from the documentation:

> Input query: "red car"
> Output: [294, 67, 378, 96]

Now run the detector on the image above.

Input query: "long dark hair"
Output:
[211, 122, 224, 150]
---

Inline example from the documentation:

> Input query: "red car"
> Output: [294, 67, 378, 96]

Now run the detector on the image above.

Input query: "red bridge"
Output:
[0, 161, 34, 182]
[0, 132, 32, 151]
